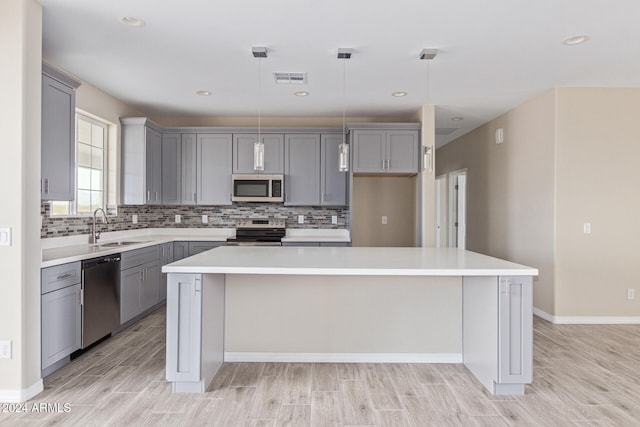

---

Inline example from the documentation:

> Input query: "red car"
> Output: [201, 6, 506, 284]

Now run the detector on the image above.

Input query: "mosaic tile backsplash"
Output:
[41, 202, 349, 238]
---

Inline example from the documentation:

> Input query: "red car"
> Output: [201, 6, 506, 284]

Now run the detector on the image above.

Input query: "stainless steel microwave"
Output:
[231, 174, 284, 202]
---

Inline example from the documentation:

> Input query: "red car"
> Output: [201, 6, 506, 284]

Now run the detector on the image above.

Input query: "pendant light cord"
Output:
[258, 56, 262, 142]
[342, 56, 346, 145]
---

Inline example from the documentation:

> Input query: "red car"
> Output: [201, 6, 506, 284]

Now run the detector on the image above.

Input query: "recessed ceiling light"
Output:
[120, 16, 146, 28]
[392, 91, 407, 97]
[196, 90, 212, 96]
[563, 35, 589, 46]
[294, 91, 309, 97]
[451, 116, 464, 121]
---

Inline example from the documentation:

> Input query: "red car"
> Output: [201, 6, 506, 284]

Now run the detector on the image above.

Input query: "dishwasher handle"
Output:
[82, 254, 121, 269]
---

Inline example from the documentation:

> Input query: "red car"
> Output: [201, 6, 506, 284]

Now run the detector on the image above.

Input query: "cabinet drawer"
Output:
[121, 245, 161, 270]
[41, 262, 81, 294]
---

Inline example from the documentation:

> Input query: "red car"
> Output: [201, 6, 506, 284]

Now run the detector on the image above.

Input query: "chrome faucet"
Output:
[89, 208, 109, 244]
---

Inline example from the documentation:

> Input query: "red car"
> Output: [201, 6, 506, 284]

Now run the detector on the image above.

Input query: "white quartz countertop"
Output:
[41, 228, 234, 268]
[41, 227, 352, 268]
[162, 246, 538, 276]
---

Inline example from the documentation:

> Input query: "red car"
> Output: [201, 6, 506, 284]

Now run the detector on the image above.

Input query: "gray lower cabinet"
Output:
[120, 245, 162, 324]
[160, 242, 174, 301]
[41, 261, 82, 371]
[173, 241, 189, 261]
[41, 66, 80, 201]
[162, 133, 182, 205]
[284, 134, 320, 205]
[188, 241, 224, 256]
[197, 134, 233, 205]
[351, 127, 419, 174]
[233, 134, 285, 174]
[121, 118, 163, 205]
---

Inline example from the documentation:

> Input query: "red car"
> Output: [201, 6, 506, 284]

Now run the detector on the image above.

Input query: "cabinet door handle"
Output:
[155, 191, 159, 201]
[79, 289, 84, 306]
[56, 273, 73, 280]
[381, 160, 385, 169]
[147, 190, 151, 201]
[44, 179, 50, 194]
[193, 193, 196, 201]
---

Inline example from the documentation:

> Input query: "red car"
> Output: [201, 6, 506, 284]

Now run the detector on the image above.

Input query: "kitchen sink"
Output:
[98, 241, 143, 248]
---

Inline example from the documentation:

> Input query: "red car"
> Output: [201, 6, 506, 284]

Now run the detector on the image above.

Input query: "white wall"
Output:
[0, 0, 43, 399]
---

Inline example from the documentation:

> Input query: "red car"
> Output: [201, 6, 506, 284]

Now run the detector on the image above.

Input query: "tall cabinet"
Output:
[41, 64, 81, 201]
[121, 118, 163, 205]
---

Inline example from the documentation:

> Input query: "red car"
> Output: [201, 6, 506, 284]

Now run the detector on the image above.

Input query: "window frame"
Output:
[50, 112, 109, 217]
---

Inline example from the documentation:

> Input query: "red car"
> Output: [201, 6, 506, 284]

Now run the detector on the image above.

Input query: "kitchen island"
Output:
[163, 246, 538, 395]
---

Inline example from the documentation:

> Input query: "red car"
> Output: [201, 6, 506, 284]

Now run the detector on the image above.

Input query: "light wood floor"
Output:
[3, 307, 640, 426]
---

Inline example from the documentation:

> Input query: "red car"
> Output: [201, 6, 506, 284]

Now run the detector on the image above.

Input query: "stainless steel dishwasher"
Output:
[81, 254, 121, 348]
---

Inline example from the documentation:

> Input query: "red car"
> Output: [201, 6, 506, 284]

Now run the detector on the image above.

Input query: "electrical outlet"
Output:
[202, 215, 208, 224]
[0, 341, 11, 359]
[583, 223, 591, 234]
[382, 216, 388, 225]
[0, 227, 10, 247]
[175, 215, 181, 224]
[628, 288, 635, 300]
[132, 214, 138, 224]
[298, 215, 304, 224]
[331, 215, 338, 225]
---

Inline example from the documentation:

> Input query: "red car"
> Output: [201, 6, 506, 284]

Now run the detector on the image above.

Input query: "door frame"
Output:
[447, 169, 467, 249]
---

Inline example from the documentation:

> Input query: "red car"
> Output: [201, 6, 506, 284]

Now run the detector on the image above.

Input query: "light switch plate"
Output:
[132, 214, 138, 224]
[331, 215, 338, 225]
[298, 215, 304, 224]
[382, 216, 388, 225]
[583, 223, 591, 234]
[175, 215, 181, 224]
[0, 227, 11, 247]
[202, 215, 208, 224]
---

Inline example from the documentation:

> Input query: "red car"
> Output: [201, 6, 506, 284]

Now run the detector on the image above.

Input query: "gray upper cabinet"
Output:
[121, 118, 163, 205]
[284, 134, 320, 206]
[41, 65, 80, 201]
[181, 134, 197, 205]
[197, 134, 233, 205]
[351, 126, 419, 174]
[352, 130, 385, 173]
[386, 130, 419, 173]
[161, 133, 181, 205]
[320, 135, 348, 206]
[233, 134, 284, 174]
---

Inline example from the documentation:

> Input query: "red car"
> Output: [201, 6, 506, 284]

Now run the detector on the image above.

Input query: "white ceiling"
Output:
[39, 0, 640, 147]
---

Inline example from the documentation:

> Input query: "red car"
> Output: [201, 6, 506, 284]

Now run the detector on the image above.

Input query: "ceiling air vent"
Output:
[273, 72, 307, 85]
[435, 127, 458, 136]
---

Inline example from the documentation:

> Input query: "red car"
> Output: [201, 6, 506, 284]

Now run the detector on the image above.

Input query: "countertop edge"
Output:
[162, 266, 539, 276]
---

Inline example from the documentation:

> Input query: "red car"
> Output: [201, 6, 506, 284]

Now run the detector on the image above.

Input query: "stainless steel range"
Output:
[226, 218, 286, 246]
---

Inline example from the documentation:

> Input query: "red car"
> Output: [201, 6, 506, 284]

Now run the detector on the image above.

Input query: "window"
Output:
[51, 113, 108, 216]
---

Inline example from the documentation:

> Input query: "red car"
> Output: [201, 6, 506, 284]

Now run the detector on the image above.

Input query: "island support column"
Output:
[462, 275, 533, 395]
[166, 273, 225, 393]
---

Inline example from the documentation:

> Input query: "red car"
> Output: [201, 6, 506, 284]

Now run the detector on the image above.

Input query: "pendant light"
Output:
[337, 48, 352, 172]
[420, 48, 437, 173]
[252, 47, 267, 171]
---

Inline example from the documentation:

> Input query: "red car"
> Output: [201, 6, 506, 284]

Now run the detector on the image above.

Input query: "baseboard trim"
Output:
[224, 352, 463, 363]
[534, 307, 640, 324]
[0, 379, 44, 403]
